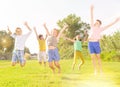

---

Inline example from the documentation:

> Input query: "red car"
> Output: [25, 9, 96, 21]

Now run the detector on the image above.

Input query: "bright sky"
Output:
[0, 0, 120, 53]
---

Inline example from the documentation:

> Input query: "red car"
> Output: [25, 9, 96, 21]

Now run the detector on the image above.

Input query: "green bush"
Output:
[101, 50, 120, 61]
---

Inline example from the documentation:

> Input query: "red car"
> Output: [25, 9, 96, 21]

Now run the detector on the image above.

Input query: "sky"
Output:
[0, 0, 120, 53]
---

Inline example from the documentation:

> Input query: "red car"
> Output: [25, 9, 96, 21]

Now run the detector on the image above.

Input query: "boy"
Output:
[88, 5, 120, 75]
[33, 27, 47, 66]
[8, 22, 32, 67]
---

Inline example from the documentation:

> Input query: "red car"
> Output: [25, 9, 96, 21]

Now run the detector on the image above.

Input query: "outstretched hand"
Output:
[24, 21, 28, 26]
[7, 26, 12, 35]
[24, 21, 32, 31]
[90, 5, 94, 9]
[7, 26, 10, 31]
[43, 23, 46, 27]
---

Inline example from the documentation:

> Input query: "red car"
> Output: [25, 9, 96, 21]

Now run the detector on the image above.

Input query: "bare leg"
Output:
[39, 62, 42, 65]
[54, 61, 61, 73]
[96, 54, 102, 74]
[72, 62, 76, 70]
[44, 62, 46, 67]
[20, 63, 25, 67]
[91, 54, 97, 75]
[49, 62, 55, 74]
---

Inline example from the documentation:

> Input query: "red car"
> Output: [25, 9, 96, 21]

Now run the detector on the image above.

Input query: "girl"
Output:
[43, 23, 68, 74]
[64, 35, 84, 70]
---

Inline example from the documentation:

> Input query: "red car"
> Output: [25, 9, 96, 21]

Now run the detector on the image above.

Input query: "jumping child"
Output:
[43, 23, 68, 74]
[64, 35, 85, 70]
[88, 5, 120, 75]
[33, 27, 47, 66]
[8, 22, 32, 67]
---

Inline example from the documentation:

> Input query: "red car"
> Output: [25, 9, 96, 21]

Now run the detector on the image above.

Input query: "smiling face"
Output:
[15, 27, 22, 35]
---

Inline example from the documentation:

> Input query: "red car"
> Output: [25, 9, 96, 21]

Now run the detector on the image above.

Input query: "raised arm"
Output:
[33, 27, 39, 40]
[57, 24, 68, 39]
[45, 34, 48, 40]
[64, 36, 75, 43]
[103, 17, 120, 30]
[7, 26, 12, 35]
[24, 22, 32, 31]
[43, 23, 50, 36]
[90, 5, 94, 26]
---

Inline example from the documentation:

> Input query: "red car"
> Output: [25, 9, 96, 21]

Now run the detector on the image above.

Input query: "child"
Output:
[43, 23, 68, 74]
[88, 5, 120, 75]
[64, 35, 84, 70]
[8, 22, 32, 67]
[33, 27, 47, 66]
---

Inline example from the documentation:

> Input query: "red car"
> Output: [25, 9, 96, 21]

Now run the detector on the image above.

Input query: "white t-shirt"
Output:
[11, 31, 32, 50]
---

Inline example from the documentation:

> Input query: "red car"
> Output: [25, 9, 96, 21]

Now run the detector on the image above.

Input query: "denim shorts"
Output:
[47, 48, 60, 62]
[88, 42, 101, 54]
[12, 50, 25, 64]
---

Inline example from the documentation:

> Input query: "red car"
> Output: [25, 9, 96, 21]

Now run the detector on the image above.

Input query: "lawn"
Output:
[0, 59, 120, 87]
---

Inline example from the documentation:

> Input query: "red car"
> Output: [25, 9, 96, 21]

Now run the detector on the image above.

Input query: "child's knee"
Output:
[49, 63, 53, 68]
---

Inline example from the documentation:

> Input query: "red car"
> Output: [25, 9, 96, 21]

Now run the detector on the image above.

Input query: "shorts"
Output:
[12, 50, 25, 64]
[88, 42, 101, 54]
[47, 48, 60, 62]
[38, 51, 47, 62]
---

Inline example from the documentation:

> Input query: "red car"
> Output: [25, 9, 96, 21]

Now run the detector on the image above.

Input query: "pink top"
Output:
[88, 26, 104, 41]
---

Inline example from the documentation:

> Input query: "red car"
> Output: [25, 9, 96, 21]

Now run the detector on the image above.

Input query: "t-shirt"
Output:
[38, 39, 46, 51]
[74, 40, 82, 51]
[47, 36, 58, 47]
[11, 31, 32, 50]
[88, 26, 104, 41]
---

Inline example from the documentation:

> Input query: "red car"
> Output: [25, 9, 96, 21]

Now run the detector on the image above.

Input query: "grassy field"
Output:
[0, 59, 120, 87]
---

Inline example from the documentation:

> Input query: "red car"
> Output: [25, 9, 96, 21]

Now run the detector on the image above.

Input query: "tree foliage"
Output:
[100, 31, 120, 61]
[57, 14, 90, 59]
[57, 14, 90, 38]
[0, 30, 14, 53]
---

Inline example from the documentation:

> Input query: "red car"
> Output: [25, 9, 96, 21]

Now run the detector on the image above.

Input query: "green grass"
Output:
[0, 59, 120, 87]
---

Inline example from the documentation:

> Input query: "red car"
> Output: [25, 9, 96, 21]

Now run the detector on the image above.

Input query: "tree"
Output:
[24, 47, 30, 54]
[57, 14, 90, 59]
[57, 14, 90, 39]
[0, 30, 14, 60]
[0, 30, 14, 53]
[100, 31, 120, 61]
